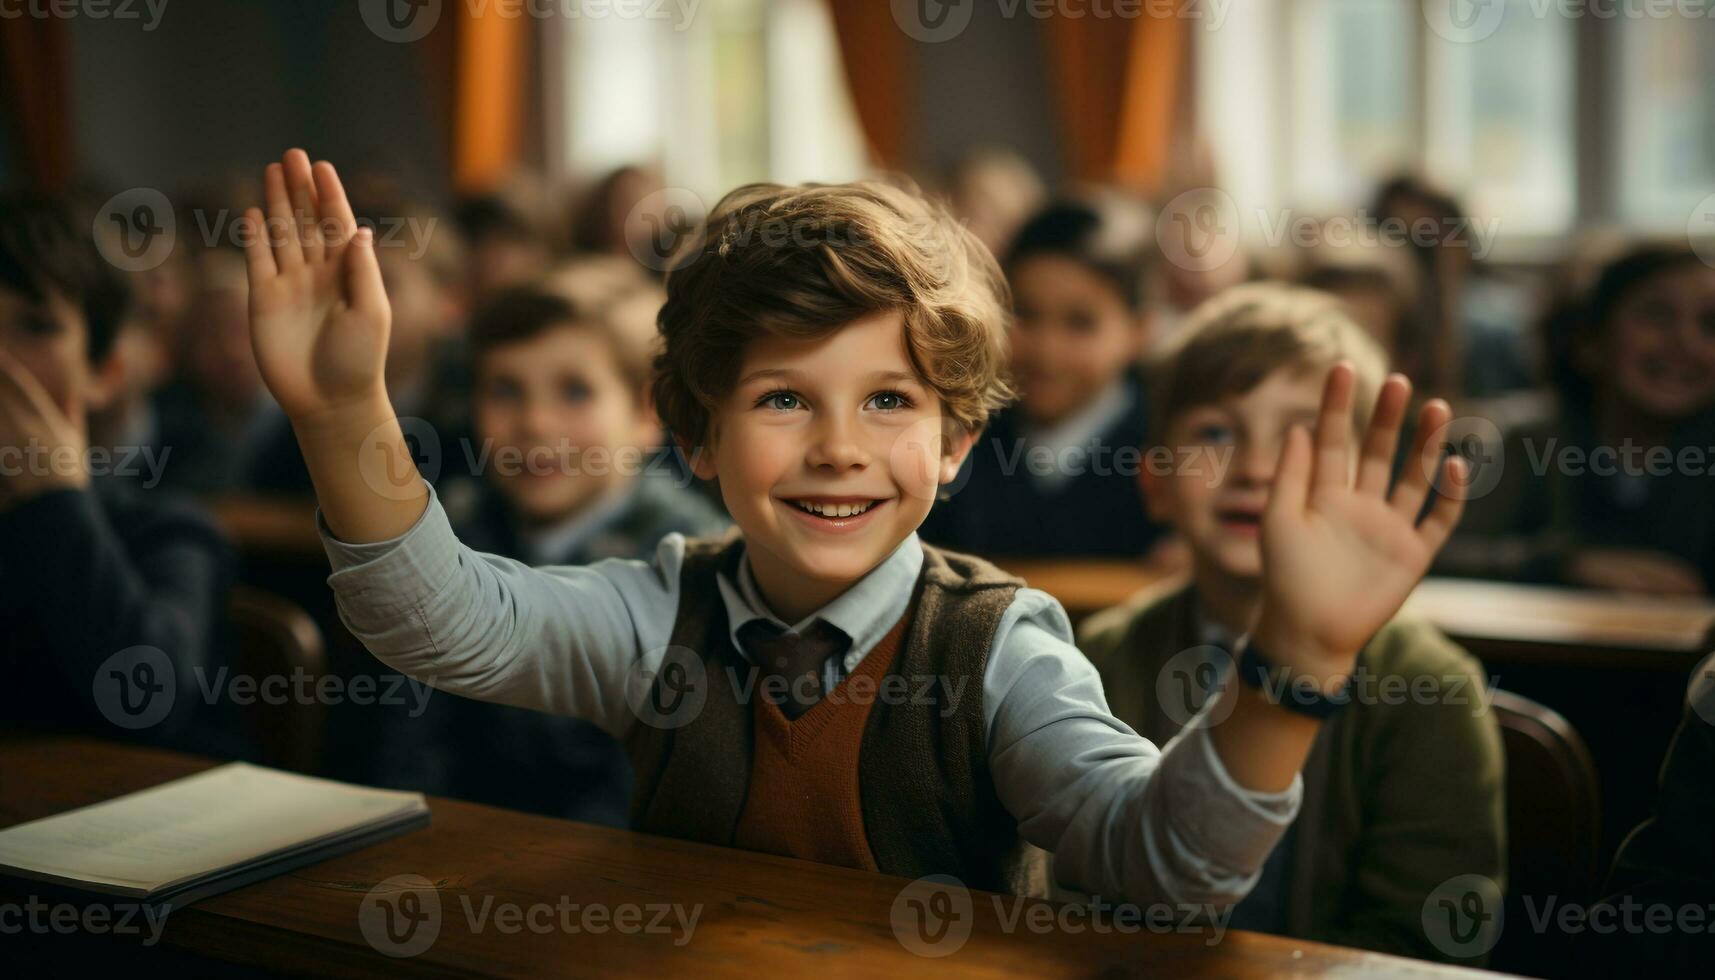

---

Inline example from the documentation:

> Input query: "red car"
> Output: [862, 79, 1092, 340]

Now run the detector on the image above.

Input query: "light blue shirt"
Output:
[320, 482, 1299, 906]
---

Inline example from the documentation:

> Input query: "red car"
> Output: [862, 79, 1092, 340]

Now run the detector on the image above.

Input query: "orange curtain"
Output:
[826, 0, 912, 170]
[0, 18, 74, 189]
[449, 7, 529, 193]
[1044, 12, 1186, 193]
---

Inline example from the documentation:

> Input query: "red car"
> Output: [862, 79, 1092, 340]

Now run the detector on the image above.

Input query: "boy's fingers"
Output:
[344, 227, 388, 319]
[1391, 398, 1451, 519]
[1355, 374, 1411, 496]
[1416, 455, 1467, 552]
[263, 163, 303, 270]
[1267, 423, 1312, 518]
[284, 149, 323, 264]
[312, 160, 359, 247]
[1310, 362, 1355, 491]
[241, 208, 278, 282]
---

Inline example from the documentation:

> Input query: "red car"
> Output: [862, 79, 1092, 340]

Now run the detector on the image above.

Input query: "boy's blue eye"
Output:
[1193, 424, 1234, 444]
[868, 390, 913, 412]
[758, 390, 801, 412]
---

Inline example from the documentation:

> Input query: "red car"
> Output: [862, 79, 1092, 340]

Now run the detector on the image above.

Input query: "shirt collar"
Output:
[716, 533, 924, 661]
[1020, 378, 1134, 489]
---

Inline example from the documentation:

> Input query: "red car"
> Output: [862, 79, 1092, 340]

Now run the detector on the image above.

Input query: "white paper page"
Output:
[0, 763, 426, 894]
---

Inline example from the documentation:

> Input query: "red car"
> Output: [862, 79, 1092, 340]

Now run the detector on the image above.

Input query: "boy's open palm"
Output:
[243, 149, 391, 423]
[1258, 365, 1466, 672]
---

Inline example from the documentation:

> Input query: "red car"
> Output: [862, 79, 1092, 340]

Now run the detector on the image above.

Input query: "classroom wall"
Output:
[909, 3, 1064, 186]
[67, 0, 449, 201]
[50, 0, 1058, 200]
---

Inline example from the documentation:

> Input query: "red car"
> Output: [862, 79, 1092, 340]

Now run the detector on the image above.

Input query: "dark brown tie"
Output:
[735, 618, 852, 720]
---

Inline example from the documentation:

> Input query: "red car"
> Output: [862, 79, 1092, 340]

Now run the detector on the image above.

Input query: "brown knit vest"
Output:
[625, 537, 1048, 895]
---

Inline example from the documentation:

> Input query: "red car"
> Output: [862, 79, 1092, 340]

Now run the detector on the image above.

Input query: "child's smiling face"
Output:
[691, 310, 974, 619]
[1595, 262, 1715, 422]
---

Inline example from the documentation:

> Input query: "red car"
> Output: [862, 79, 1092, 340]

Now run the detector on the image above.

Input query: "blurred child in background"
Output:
[377, 286, 727, 822]
[919, 195, 1171, 560]
[1440, 243, 1715, 595]
[943, 146, 1047, 261]
[152, 246, 279, 494]
[1371, 175, 1539, 400]
[1079, 283, 1505, 965]
[1298, 242, 1429, 393]
[0, 193, 230, 738]
[455, 190, 552, 304]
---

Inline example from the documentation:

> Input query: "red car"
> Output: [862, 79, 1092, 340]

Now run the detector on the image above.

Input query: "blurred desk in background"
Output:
[1404, 578, 1715, 669]
[992, 557, 1715, 666]
[209, 495, 323, 562]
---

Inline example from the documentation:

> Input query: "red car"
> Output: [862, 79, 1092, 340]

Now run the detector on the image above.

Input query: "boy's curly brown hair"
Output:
[652, 180, 1013, 449]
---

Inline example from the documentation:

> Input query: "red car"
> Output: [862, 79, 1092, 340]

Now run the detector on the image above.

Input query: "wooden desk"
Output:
[208, 495, 323, 562]
[1403, 578, 1715, 669]
[990, 559, 1176, 623]
[993, 558, 1715, 666]
[0, 737, 1488, 978]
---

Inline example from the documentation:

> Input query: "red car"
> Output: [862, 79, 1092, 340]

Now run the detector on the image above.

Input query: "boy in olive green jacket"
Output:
[1080, 284, 1505, 965]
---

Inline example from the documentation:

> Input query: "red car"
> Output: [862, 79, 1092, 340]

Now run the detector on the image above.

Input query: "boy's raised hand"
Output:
[243, 149, 390, 424]
[1256, 364, 1466, 682]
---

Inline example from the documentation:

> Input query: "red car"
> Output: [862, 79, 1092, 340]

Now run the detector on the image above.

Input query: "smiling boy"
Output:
[244, 150, 1467, 905]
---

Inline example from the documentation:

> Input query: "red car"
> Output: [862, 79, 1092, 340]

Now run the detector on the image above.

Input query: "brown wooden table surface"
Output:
[995, 559, 1715, 665]
[0, 737, 1495, 978]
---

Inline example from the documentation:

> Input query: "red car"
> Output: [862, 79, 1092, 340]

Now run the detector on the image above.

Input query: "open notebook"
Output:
[0, 763, 429, 909]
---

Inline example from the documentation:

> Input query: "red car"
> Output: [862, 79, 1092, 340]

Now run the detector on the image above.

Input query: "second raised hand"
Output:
[1253, 362, 1468, 681]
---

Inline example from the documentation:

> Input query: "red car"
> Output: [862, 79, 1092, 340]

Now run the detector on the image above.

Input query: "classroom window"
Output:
[1616, 17, 1715, 228]
[1287, 0, 1417, 211]
[1199, 0, 1705, 251]
[544, 0, 865, 199]
[1424, 0, 1576, 235]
